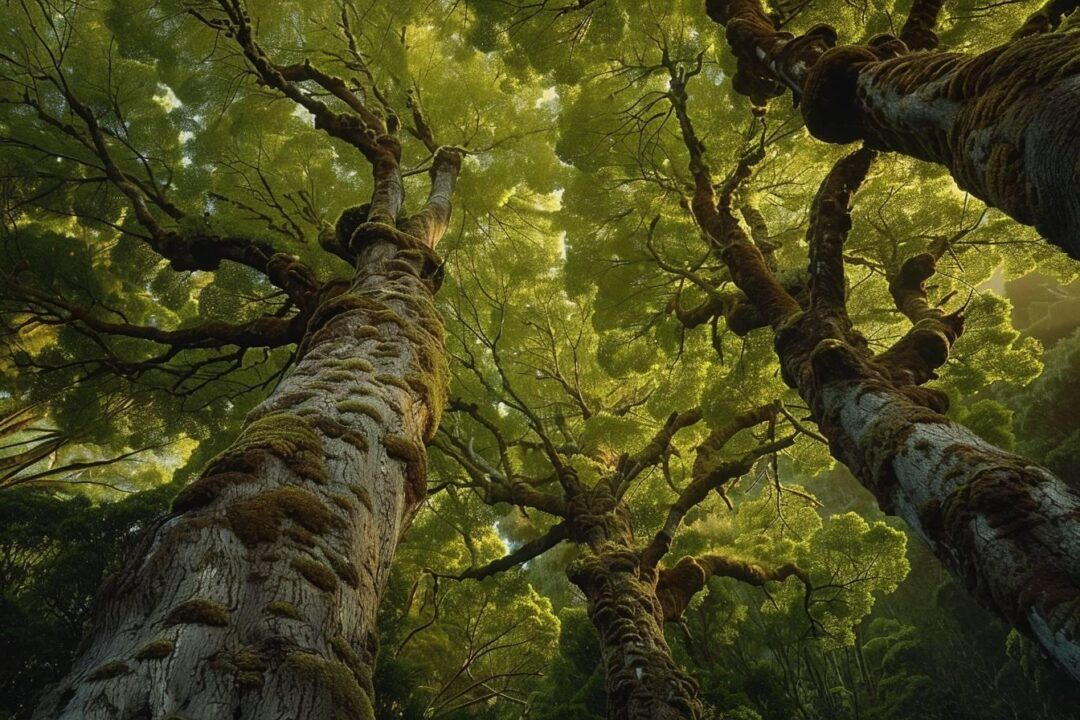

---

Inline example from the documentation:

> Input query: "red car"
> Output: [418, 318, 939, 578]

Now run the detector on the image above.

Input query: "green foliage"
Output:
[1009, 327, 1080, 478]
[1, 0, 1078, 718]
[0, 484, 169, 718]
[374, 494, 560, 718]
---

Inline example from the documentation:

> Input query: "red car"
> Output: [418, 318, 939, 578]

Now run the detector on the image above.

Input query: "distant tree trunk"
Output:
[33, 152, 461, 720]
[707, 0, 1080, 259]
[566, 499, 704, 720]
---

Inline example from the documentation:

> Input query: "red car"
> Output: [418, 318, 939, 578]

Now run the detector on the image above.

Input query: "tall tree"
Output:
[0, 0, 559, 715]
[706, 0, 1080, 259]
[655, 58, 1080, 679]
[424, 249, 902, 718]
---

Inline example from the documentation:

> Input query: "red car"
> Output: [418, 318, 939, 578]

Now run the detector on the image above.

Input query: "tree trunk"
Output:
[707, 0, 1080, 258]
[778, 319, 1080, 680]
[568, 533, 703, 719]
[804, 34, 1080, 258]
[32, 238, 446, 719]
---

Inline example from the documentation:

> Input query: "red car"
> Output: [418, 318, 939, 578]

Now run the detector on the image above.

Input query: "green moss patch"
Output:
[325, 550, 361, 588]
[205, 412, 329, 486]
[349, 486, 373, 513]
[266, 600, 302, 620]
[172, 472, 258, 513]
[383, 433, 428, 503]
[135, 639, 175, 661]
[337, 358, 376, 373]
[165, 598, 230, 627]
[226, 486, 338, 548]
[335, 399, 385, 425]
[284, 652, 374, 720]
[292, 557, 339, 592]
[87, 660, 129, 681]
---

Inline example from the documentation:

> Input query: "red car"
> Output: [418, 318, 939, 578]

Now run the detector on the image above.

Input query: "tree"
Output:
[662, 68, 1080, 679]
[0, 0, 501, 716]
[3, 0, 1080, 717]
[484, 1, 1080, 681]
[422, 245, 903, 718]
[706, 0, 1080, 259]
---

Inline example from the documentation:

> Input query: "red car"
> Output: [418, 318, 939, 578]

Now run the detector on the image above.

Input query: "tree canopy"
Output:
[2, 0, 1080, 718]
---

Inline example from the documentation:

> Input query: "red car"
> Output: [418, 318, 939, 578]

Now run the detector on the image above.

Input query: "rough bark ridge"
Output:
[31, 143, 461, 718]
[669, 66, 1080, 678]
[566, 495, 703, 720]
[706, 0, 1080, 259]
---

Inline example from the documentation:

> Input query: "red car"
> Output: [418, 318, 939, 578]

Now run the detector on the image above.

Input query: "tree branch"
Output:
[641, 403, 796, 570]
[899, 0, 946, 51]
[432, 522, 571, 581]
[1013, 0, 1080, 39]
[665, 63, 801, 331]
[807, 147, 877, 316]
[874, 253, 965, 385]
[655, 553, 812, 622]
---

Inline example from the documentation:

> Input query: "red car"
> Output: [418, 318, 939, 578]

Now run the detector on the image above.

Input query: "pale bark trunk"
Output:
[848, 35, 1080, 258]
[32, 239, 446, 719]
[707, 0, 1080, 258]
[787, 335, 1080, 680]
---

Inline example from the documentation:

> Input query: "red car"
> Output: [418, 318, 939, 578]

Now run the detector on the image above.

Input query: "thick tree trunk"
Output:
[777, 321, 1080, 680]
[805, 34, 1080, 258]
[566, 493, 704, 720]
[707, 0, 1080, 259]
[32, 238, 446, 719]
[569, 546, 703, 720]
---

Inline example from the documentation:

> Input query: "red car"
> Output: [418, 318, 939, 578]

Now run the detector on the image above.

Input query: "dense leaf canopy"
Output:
[1, 0, 1079, 718]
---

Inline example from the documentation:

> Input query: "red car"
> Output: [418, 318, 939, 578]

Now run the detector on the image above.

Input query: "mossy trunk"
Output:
[32, 238, 446, 720]
[782, 329, 1080, 681]
[567, 505, 703, 720]
[808, 33, 1080, 259]
[708, 0, 1080, 258]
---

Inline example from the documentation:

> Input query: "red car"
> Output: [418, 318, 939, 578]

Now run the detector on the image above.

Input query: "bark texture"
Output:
[780, 320, 1080, 680]
[566, 495, 704, 720]
[32, 149, 461, 719]
[707, 0, 1080, 259]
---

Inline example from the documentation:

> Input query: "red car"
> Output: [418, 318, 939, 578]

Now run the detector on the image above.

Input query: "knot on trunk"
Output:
[350, 221, 444, 290]
[566, 546, 641, 588]
[655, 556, 709, 621]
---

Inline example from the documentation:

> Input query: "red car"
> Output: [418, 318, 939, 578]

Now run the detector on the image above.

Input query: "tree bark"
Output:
[779, 325, 1080, 681]
[32, 230, 451, 717]
[568, 544, 703, 720]
[565, 493, 704, 720]
[707, 0, 1080, 259]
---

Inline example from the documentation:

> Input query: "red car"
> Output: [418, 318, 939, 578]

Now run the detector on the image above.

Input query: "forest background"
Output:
[2, 0, 1080, 718]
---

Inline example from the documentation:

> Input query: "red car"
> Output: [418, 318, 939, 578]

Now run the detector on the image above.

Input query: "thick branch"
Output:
[807, 148, 877, 315]
[705, 0, 837, 100]
[666, 69, 801, 330]
[612, 409, 703, 497]
[641, 404, 795, 569]
[1013, 0, 1080, 39]
[401, 147, 465, 248]
[899, 0, 946, 51]
[656, 553, 812, 621]
[709, 0, 1080, 259]
[194, 1, 389, 162]
[875, 253, 965, 384]
[432, 435, 569, 517]
[436, 522, 570, 581]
